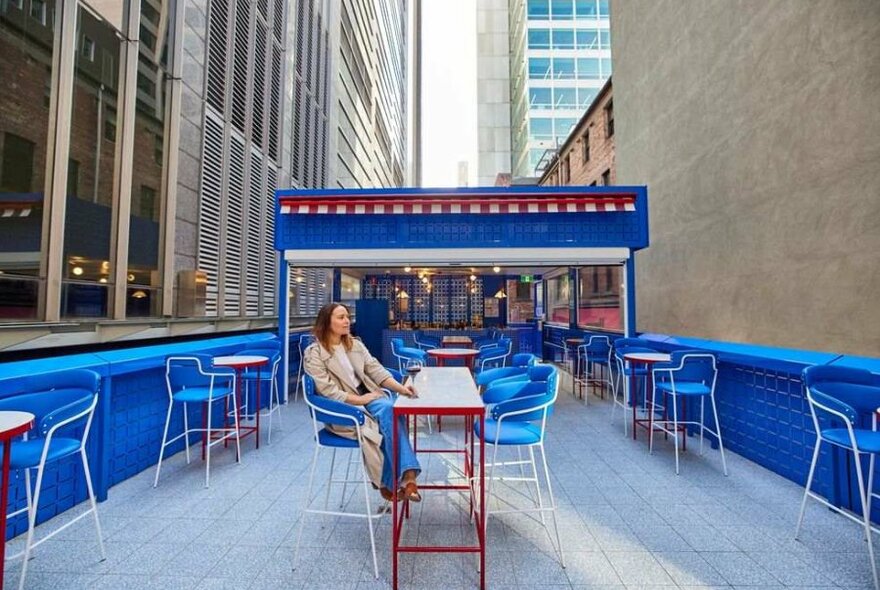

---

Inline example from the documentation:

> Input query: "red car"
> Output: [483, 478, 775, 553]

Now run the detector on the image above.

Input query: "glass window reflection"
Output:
[0, 0, 56, 319]
[527, 0, 550, 19]
[527, 28, 550, 49]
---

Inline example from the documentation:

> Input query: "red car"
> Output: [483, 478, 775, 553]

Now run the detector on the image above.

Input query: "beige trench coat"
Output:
[303, 338, 393, 488]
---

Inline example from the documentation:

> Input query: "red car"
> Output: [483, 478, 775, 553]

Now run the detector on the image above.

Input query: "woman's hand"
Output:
[402, 383, 417, 397]
[361, 391, 385, 403]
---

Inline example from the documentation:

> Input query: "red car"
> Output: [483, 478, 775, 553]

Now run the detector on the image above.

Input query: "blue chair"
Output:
[611, 339, 656, 436]
[796, 365, 880, 589]
[650, 351, 727, 475]
[475, 364, 565, 567]
[474, 337, 512, 373]
[293, 375, 381, 579]
[475, 353, 537, 388]
[0, 369, 106, 590]
[472, 329, 501, 350]
[575, 335, 613, 403]
[391, 337, 428, 372]
[236, 341, 283, 444]
[154, 354, 240, 488]
[413, 330, 441, 351]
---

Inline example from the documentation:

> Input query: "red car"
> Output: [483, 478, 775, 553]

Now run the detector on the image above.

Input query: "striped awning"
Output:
[1, 206, 33, 218]
[279, 194, 636, 215]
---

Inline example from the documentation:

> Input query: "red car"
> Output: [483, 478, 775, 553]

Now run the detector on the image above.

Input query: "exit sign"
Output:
[519, 275, 533, 283]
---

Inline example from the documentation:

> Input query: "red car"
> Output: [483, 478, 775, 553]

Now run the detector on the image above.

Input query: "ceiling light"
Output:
[404, 266, 412, 272]
[99, 277, 108, 284]
[127, 273, 135, 282]
[494, 288, 507, 299]
[72, 266, 84, 276]
[469, 274, 476, 281]
[421, 277, 428, 284]
[397, 290, 409, 299]
[492, 266, 501, 273]
[131, 290, 147, 299]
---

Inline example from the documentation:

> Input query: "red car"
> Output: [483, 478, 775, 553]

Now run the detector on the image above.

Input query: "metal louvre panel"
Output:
[257, 0, 268, 21]
[198, 111, 225, 316]
[245, 149, 263, 316]
[272, 0, 284, 42]
[251, 21, 268, 148]
[224, 133, 245, 315]
[206, 0, 230, 113]
[268, 42, 282, 162]
[262, 165, 277, 314]
[230, 0, 250, 133]
[291, 78, 303, 183]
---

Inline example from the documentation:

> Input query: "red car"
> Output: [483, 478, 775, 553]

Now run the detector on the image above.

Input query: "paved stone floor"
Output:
[3, 371, 877, 589]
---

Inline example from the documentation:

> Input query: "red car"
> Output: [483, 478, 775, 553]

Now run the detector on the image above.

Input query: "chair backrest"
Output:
[492, 364, 559, 426]
[584, 335, 612, 355]
[299, 334, 316, 355]
[664, 351, 716, 384]
[166, 354, 233, 390]
[385, 367, 403, 383]
[803, 365, 878, 418]
[302, 374, 365, 429]
[510, 353, 536, 368]
[240, 348, 282, 375]
[0, 369, 100, 439]
[391, 338, 404, 355]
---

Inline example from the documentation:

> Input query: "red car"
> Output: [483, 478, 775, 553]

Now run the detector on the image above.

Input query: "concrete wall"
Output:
[611, 0, 880, 356]
[476, 1, 512, 187]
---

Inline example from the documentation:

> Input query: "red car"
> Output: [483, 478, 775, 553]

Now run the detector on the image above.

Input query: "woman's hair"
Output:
[313, 302, 354, 352]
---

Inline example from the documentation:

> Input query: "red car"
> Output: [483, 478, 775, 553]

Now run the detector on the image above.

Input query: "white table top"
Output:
[624, 352, 671, 363]
[213, 355, 269, 368]
[427, 348, 479, 357]
[0, 411, 35, 435]
[396, 367, 483, 411]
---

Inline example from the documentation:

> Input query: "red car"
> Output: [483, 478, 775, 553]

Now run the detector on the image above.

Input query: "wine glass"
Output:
[404, 358, 422, 386]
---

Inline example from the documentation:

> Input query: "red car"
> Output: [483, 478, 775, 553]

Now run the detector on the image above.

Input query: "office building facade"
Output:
[477, 0, 611, 184]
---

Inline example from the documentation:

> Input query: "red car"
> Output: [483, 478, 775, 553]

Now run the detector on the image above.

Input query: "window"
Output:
[528, 57, 551, 79]
[10, 0, 23, 9]
[575, 0, 597, 19]
[561, 155, 570, 184]
[103, 107, 117, 142]
[578, 87, 597, 108]
[605, 99, 614, 137]
[81, 36, 95, 61]
[576, 29, 598, 49]
[0, 133, 35, 192]
[555, 118, 577, 138]
[550, 0, 573, 19]
[529, 117, 553, 140]
[582, 129, 590, 162]
[138, 185, 157, 219]
[577, 265, 622, 331]
[30, 0, 46, 25]
[602, 169, 611, 186]
[67, 159, 80, 197]
[527, 29, 550, 49]
[599, 30, 611, 49]
[553, 87, 576, 108]
[601, 57, 612, 77]
[529, 87, 552, 109]
[545, 272, 570, 325]
[153, 134, 163, 165]
[551, 29, 574, 49]
[552, 58, 575, 79]
[598, 0, 610, 17]
[527, 0, 550, 18]
[576, 57, 601, 79]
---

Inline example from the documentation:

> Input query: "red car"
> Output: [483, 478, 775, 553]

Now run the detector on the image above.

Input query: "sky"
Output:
[420, 0, 478, 188]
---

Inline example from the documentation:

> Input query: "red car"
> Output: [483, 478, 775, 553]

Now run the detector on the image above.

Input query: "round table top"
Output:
[213, 355, 269, 368]
[427, 348, 480, 357]
[624, 352, 671, 363]
[0, 411, 35, 439]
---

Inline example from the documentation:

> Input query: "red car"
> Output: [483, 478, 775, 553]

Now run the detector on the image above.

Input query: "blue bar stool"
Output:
[0, 369, 106, 590]
[796, 365, 880, 590]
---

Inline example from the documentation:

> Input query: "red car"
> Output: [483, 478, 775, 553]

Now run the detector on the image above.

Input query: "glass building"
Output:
[478, 0, 611, 182]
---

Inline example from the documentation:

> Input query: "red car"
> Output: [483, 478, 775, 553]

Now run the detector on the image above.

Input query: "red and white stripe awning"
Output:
[279, 195, 636, 216]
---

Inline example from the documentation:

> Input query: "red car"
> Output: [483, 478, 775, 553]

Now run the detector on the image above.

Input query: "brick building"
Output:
[539, 78, 614, 187]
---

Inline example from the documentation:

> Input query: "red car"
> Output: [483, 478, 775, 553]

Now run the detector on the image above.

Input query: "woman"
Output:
[304, 302, 422, 502]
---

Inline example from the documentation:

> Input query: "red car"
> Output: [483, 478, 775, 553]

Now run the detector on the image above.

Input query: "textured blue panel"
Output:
[275, 185, 649, 252]
[380, 328, 536, 369]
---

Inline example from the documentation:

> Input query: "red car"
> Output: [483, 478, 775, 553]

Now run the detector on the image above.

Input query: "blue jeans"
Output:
[365, 395, 421, 490]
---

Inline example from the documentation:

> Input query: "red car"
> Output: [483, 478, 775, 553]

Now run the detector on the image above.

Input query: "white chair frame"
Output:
[293, 376, 384, 579]
[154, 356, 241, 489]
[481, 375, 565, 568]
[795, 388, 880, 590]
[7, 392, 106, 590]
[649, 353, 727, 476]
[240, 353, 283, 444]
[574, 336, 613, 405]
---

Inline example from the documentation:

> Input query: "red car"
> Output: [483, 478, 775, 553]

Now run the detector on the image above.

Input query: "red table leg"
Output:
[0, 435, 11, 590]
